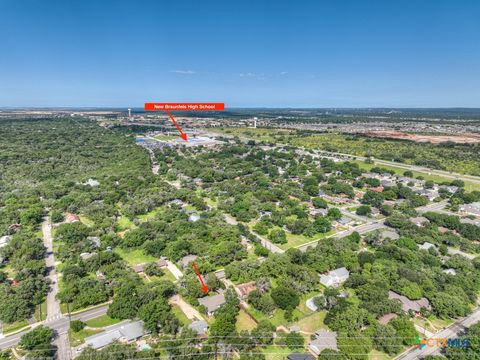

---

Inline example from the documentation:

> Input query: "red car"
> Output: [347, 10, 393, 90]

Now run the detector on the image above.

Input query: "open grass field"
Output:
[117, 215, 136, 230]
[280, 229, 335, 250]
[262, 345, 296, 359]
[236, 309, 257, 331]
[294, 311, 327, 333]
[171, 304, 191, 326]
[34, 302, 47, 322]
[369, 349, 394, 360]
[85, 315, 121, 328]
[154, 135, 177, 141]
[68, 328, 102, 347]
[2, 320, 29, 334]
[114, 248, 157, 265]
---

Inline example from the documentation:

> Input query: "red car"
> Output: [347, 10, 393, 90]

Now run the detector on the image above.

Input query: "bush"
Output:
[70, 320, 86, 332]
[271, 286, 299, 310]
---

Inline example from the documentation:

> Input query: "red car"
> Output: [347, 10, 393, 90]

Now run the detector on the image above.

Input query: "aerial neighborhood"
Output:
[0, 115, 479, 360]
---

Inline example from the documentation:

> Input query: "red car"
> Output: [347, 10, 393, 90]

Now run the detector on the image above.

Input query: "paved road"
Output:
[42, 217, 71, 360]
[169, 295, 204, 321]
[0, 305, 109, 352]
[416, 201, 449, 214]
[166, 260, 184, 280]
[251, 231, 285, 254]
[297, 220, 385, 252]
[396, 306, 480, 360]
[339, 208, 369, 223]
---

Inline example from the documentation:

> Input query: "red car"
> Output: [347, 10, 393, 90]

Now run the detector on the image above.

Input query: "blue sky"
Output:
[1, 0, 479, 108]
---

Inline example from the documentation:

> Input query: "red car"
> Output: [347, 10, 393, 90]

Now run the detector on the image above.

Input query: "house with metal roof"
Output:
[308, 329, 338, 355]
[388, 291, 431, 314]
[319, 267, 349, 288]
[287, 353, 316, 360]
[85, 320, 145, 350]
[198, 292, 226, 315]
[188, 320, 208, 335]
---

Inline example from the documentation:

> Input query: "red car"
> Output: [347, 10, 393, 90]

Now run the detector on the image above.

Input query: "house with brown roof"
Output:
[236, 281, 257, 299]
[65, 213, 80, 223]
[410, 216, 430, 227]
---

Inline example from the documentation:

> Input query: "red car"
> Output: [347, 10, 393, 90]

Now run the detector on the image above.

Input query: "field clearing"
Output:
[280, 230, 335, 250]
[171, 304, 191, 326]
[262, 345, 293, 359]
[85, 314, 121, 328]
[117, 215, 136, 230]
[236, 309, 257, 331]
[294, 311, 327, 333]
[114, 248, 157, 265]
[369, 349, 394, 360]
[69, 328, 102, 347]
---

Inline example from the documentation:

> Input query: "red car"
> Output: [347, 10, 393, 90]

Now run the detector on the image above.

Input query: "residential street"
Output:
[42, 217, 70, 360]
[0, 305, 109, 352]
[396, 306, 480, 360]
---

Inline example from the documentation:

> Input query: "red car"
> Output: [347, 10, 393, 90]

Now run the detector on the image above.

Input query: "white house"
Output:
[320, 267, 349, 287]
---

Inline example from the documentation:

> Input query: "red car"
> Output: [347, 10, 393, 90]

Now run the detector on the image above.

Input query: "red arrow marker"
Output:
[165, 110, 187, 141]
[192, 262, 209, 294]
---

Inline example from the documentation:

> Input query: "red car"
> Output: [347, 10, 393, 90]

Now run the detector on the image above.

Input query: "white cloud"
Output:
[169, 70, 196, 74]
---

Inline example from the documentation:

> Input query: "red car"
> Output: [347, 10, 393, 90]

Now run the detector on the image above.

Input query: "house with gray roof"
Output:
[379, 230, 400, 241]
[198, 292, 226, 315]
[459, 202, 480, 217]
[388, 291, 431, 314]
[320, 267, 349, 288]
[0, 235, 12, 249]
[179, 255, 198, 268]
[418, 242, 436, 251]
[188, 320, 208, 335]
[85, 320, 145, 350]
[443, 268, 457, 276]
[309, 329, 338, 355]
[410, 216, 430, 227]
[287, 353, 316, 360]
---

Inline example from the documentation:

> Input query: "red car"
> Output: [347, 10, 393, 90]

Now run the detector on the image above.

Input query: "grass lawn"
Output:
[69, 328, 102, 347]
[369, 349, 394, 360]
[236, 309, 257, 331]
[171, 304, 191, 326]
[205, 197, 218, 208]
[3, 320, 29, 334]
[85, 315, 121, 328]
[262, 345, 294, 359]
[294, 311, 327, 333]
[117, 215, 136, 230]
[148, 268, 178, 283]
[247, 307, 305, 328]
[297, 292, 321, 317]
[114, 248, 156, 266]
[279, 230, 334, 250]
[413, 316, 453, 334]
[79, 215, 94, 227]
[137, 208, 162, 222]
[34, 301, 47, 322]
[154, 135, 177, 141]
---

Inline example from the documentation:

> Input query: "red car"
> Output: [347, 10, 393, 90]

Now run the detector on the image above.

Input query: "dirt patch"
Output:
[365, 130, 480, 144]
